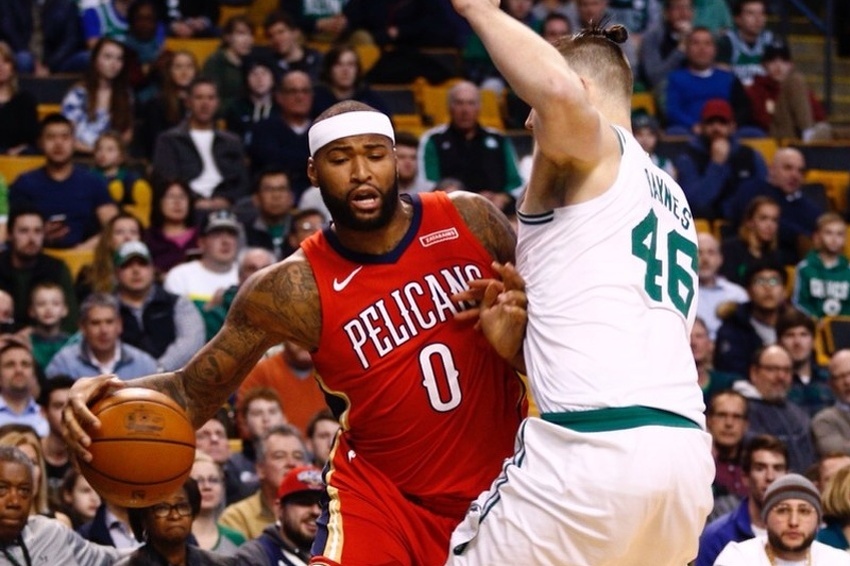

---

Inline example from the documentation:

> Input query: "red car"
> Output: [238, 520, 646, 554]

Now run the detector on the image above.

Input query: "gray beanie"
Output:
[761, 473, 822, 522]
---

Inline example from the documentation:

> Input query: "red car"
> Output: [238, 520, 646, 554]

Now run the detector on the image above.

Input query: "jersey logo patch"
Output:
[333, 266, 363, 291]
[419, 228, 459, 247]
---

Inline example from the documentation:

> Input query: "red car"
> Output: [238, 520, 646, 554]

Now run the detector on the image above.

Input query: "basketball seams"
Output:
[81, 388, 196, 508]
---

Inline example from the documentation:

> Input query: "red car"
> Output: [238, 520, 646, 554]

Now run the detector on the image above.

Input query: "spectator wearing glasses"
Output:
[247, 71, 313, 198]
[697, 434, 789, 566]
[715, 258, 789, 378]
[120, 477, 230, 566]
[733, 344, 816, 473]
[715, 473, 849, 565]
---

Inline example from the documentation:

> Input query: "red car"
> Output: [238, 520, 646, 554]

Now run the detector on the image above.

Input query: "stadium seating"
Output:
[740, 137, 779, 164]
[19, 75, 78, 104]
[815, 315, 850, 365]
[695, 218, 712, 235]
[37, 104, 61, 121]
[0, 155, 46, 184]
[43, 248, 94, 280]
[806, 169, 850, 213]
[354, 43, 381, 74]
[631, 91, 656, 116]
[163, 38, 221, 67]
[417, 80, 504, 130]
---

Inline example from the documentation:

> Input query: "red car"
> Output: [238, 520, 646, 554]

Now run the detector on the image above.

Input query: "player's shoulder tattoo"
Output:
[243, 252, 322, 348]
[450, 191, 517, 264]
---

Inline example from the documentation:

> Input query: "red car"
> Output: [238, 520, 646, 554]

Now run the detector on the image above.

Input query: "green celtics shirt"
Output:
[792, 250, 850, 317]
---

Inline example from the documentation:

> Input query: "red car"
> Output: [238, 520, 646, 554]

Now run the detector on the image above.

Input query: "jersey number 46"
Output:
[631, 210, 698, 318]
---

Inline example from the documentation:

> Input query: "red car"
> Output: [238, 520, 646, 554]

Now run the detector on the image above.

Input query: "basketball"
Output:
[78, 388, 196, 508]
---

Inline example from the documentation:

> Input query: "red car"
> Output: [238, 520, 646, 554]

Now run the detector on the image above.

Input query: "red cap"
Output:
[277, 465, 324, 502]
[700, 99, 733, 122]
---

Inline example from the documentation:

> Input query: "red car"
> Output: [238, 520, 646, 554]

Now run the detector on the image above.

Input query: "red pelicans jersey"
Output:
[301, 191, 526, 519]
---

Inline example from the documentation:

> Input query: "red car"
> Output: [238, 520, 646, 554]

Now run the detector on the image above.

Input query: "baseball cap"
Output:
[114, 241, 152, 267]
[762, 41, 792, 63]
[202, 210, 241, 236]
[277, 465, 325, 504]
[700, 99, 733, 123]
[761, 473, 822, 522]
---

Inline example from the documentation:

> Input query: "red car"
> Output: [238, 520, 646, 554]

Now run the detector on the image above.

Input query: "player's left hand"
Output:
[454, 261, 525, 324]
[453, 262, 527, 364]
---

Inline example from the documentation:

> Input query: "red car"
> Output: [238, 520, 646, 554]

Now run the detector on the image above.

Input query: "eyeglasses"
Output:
[281, 87, 313, 95]
[151, 501, 193, 518]
[752, 276, 782, 287]
[192, 476, 222, 486]
[772, 503, 816, 518]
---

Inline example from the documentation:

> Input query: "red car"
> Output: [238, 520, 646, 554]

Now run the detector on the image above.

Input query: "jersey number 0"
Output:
[631, 210, 698, 317]
[419, 343, 462, 412]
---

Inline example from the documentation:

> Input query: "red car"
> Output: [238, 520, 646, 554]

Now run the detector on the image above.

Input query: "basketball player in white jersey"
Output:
[446, 2, 715, 565]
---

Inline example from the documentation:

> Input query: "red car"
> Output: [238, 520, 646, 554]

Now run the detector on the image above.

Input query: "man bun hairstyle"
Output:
[574, 20, 629, 44]
[554, 19, 633, 103]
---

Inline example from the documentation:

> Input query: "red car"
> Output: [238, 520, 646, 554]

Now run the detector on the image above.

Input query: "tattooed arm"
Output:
[450, 191, 527, 372]
[63, 253, 321, 459]
[450, 190, 516, 265]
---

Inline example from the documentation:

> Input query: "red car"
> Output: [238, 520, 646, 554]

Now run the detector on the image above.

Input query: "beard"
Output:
[767, 528, 816, 556]
[321, 180, 399, 232]
[283, 517, 315, 552]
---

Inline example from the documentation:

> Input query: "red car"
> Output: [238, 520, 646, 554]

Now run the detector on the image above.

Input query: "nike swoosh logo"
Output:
[333, 266, 363, 291]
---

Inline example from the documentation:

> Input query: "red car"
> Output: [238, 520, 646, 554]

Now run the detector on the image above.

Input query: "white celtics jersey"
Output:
[516, 125, 704, 426]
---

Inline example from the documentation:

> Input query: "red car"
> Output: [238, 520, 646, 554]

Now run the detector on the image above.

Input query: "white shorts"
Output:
[445, 416, 715, 566]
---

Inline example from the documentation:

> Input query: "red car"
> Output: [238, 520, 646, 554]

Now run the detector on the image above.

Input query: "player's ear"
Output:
[307, 157, 318, 187]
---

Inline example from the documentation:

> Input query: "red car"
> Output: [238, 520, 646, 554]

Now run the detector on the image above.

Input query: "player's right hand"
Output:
[62, 374, 126, 462]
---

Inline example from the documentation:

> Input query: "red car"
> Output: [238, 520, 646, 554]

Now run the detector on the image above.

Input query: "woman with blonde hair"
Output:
[75, 211, 143, 301]
[0, 41, 38, 156]
[189, 451, 244, 555]
[720, 196, 785, 286]
[0, 425, 72, 526]
[818, 463, 850, 550]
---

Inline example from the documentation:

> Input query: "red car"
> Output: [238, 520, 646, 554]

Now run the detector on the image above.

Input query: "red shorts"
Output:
[310, 434, 461, 566]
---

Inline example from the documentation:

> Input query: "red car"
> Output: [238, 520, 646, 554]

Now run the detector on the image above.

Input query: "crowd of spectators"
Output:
[0, 0, 847, 564]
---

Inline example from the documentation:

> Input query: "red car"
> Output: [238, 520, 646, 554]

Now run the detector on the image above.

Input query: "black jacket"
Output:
[152, 122, 249, 204]
[232, 524, 311, 566]
[0, 250, 78, 332]
[118, 285, 179, 360]
[713, 302, 767, 379]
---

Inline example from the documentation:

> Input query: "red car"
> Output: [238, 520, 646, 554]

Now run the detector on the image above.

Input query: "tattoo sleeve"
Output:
[130, 257, 321, 428]
[453, 192, 518, 264]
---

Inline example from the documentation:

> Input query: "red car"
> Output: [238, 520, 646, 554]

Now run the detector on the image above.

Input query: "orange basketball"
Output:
[78, 388, 196, 508]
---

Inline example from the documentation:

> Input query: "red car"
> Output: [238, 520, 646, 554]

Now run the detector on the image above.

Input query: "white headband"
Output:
[308, 111, 395, 156]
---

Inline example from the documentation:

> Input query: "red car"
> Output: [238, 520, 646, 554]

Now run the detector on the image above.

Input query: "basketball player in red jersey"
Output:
[61, 100, 528, 565]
